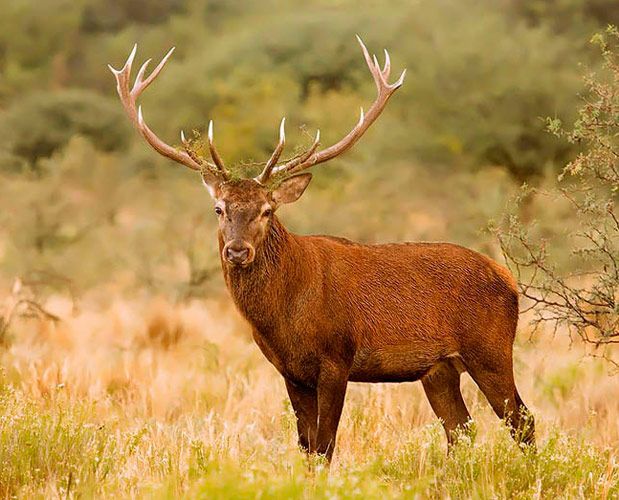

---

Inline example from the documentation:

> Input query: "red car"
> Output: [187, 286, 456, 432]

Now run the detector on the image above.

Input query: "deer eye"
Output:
[262, 208, 272, 218]
[214, 206, 223, 216]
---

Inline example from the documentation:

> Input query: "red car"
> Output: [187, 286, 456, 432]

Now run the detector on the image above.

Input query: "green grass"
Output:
[1, 387, 616, 499]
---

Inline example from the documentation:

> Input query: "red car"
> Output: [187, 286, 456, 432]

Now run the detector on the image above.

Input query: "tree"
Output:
[498, 27, 619, 363]
[0, 90, 130, 170]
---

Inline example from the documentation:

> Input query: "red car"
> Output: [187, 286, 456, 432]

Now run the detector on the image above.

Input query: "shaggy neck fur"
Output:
[220, 215, 305, 332]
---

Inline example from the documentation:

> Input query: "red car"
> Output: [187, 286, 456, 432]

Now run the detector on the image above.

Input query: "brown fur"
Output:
[213, 179, 534, 460]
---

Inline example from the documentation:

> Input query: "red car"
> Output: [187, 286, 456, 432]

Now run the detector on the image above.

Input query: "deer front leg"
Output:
[285, 379, 317, 453]
[315, 362, 349, 461]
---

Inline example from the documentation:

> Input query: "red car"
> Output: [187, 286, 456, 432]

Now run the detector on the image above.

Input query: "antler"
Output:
[206, 120, 228, 176]
[256, 118, 287, 184]
[111, 39, 403, 186]
[256, 36, 405, 184]
[109, 45, 229, 180]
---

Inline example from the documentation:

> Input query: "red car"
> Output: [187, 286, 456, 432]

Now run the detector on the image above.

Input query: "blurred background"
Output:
[2, 1, 619, 496]
[1, 0, 618, 300]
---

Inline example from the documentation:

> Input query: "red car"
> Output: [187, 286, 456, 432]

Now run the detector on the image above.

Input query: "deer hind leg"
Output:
[465, 356, 535, 448]
[422, 359, 472, 446]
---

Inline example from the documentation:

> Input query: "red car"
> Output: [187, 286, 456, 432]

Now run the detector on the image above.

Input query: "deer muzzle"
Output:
[223, 241, 255, 266]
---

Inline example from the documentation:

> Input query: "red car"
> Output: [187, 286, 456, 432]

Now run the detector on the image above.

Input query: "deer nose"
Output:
[224, 243, 251, 265]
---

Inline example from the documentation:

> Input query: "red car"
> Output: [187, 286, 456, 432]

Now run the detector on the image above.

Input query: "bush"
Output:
[497, 27, 619, 359]
[0, 90, 130, 169]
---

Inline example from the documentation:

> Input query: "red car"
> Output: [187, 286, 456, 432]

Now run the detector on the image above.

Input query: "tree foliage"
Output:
[0, 90, 130, 169]
[1, 0, 618, 299]
[498, 27, 619, 359]
[0, 0, 611, 178]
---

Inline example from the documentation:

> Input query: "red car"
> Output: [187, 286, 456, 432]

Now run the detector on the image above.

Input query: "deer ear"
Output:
[271, 173, 312, 206]
[201, 170, 222, 199]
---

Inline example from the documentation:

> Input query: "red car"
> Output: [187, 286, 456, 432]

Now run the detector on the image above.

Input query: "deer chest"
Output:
[250, 327, 320, 387]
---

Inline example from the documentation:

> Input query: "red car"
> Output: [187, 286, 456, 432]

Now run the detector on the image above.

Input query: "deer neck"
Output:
[219, 216, 304, 331]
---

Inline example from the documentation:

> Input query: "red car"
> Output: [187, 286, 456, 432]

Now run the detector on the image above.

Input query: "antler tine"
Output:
[137, 47, 175, 93]
[278, 36, 406, 175]
[206, 121, 229, 179]
[256, 118, 287, 184]
[108, 44, 137, 118]
[272, 129, 321, 175]
[359, 36, 385, 92]
[382, 49, 391, 79]
[109, 45, 213, 173]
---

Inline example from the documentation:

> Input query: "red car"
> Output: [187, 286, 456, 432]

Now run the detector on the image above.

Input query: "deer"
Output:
[109, 37, 535, 461]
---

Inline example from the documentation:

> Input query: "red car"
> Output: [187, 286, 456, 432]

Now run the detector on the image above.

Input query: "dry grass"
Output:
[0, 292, 618, 498]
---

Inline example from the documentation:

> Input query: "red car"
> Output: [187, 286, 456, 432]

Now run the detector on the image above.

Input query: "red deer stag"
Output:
[109, 37, 535, 461]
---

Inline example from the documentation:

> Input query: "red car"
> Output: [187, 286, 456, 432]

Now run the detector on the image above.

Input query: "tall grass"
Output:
[0, 295, 617, 498]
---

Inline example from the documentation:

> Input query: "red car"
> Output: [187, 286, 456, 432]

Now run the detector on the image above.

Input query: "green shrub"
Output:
[0, 90, 130, 169]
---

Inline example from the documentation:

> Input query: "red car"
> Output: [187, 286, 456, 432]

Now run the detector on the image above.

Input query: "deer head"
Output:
[109, 37, 405, 267]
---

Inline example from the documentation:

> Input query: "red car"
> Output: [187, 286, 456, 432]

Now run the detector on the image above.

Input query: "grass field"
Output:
[1, 293, 618, 498]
